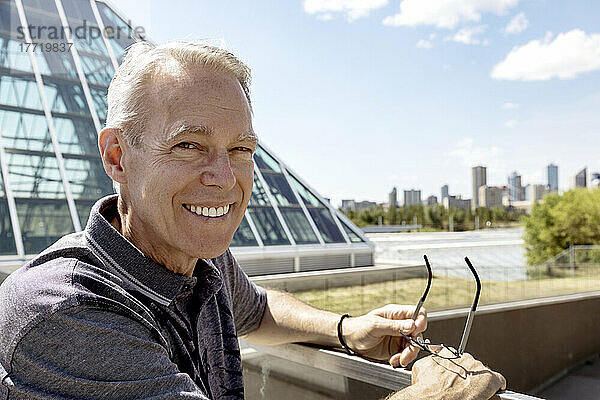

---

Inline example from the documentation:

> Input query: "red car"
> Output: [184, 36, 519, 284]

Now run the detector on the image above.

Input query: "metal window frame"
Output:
[253, 165, 296, 246]
[280, 165, 325, 245]
[244, 210, 264, 248]
[96, 0, 153, 42]
[54, 0, 102, 133]
[15, 0, 82, 233]
[89, 0, 119, 71]
[0, 133, 25, 257]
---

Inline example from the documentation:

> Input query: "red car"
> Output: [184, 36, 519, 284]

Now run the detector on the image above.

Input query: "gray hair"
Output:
[105, 41, 252, 147]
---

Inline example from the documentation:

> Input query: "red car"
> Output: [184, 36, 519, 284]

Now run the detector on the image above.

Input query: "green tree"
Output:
[524, 188, 600, 265]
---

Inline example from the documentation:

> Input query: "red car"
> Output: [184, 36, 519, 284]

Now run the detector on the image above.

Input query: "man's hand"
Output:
[390, 348, 507, 400]
[342, 304, 427, 367]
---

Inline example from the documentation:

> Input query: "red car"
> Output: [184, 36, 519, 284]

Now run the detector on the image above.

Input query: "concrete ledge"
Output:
[423, 291, 600, 392]
[251, 263, 426, 292]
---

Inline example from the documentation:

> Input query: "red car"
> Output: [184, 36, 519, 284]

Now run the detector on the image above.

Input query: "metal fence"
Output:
[266, 257, 600, 316]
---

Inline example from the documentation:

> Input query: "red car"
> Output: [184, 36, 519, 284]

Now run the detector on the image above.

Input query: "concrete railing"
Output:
[241, 341, 542, 399]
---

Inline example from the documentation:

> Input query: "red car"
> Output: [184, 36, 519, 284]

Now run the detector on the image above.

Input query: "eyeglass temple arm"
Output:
[457, 257, 481, 355]
[412, 255, 433, 321]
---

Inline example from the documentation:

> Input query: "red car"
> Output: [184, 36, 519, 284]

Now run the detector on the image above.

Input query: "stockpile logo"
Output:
[15, 19, 145, 53]
[5, 1, 145, 55]
[16, 19, 144, 43]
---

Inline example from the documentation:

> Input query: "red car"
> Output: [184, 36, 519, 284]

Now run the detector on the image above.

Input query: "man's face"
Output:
[120, 67, 255, 261]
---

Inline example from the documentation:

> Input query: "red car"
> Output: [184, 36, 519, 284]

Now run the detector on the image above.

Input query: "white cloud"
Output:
[446, 137, 503, 169]
[416, 39, 433, 49]
[317, 13, 334, 21]
[504, 119, 518, 128]
[449, 25, 487, 45]
[304, 0, 389, 21]
[383, 0, 518, 29]
[492, 30, 600, 80]
[502, 102, 519, 109]
[505, 12, 529, 34]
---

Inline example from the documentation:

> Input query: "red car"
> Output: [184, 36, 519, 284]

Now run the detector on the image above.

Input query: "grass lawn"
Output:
[286, 267, 600, 316]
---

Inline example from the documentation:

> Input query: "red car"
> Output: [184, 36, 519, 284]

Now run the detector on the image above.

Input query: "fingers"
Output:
[372, 317, 416, 337]
[370, 304, 427, 325]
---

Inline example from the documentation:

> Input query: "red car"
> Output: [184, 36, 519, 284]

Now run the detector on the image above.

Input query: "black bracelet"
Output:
[337, 313, 358, 356]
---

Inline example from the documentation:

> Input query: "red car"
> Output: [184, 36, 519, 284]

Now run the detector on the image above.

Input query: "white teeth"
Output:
[186, 203, 232, 218]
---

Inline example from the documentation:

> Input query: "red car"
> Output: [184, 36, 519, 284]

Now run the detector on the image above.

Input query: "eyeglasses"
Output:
[399, 255, 481, 360]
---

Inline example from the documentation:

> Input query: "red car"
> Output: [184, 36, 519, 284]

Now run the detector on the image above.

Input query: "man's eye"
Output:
[232, 146, 253, 153]
[176, 142, 195, 149]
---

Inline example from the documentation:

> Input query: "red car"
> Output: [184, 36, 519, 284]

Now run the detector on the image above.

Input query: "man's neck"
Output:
[112, 198, 197, 277]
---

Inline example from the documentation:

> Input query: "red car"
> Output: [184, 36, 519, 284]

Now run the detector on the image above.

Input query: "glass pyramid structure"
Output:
[0, 0, 373, 275]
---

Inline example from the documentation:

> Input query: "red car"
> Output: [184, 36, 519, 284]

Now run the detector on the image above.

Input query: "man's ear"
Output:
[98, 128, 128, 185]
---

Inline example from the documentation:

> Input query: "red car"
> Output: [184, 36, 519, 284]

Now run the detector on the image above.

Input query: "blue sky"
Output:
[113, 0, 600, 206]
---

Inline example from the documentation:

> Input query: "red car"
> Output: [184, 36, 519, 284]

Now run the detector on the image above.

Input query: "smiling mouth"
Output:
[183, 203, 232, 218]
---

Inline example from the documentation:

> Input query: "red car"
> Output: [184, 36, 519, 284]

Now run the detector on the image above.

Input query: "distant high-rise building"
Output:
[441, 184, 449, 200]
[472, 166, 487, 209]
[427, 195, 438, 206]
[508, 171, 525, 202]
[443, 195, 471, 211]
[388, 187, 398, 208]
[478, 186, 504, 208]
[526, 184, 548, 202]
[403, 190, 421, 206]
[574, 167, 587, 188]
[547, 164, 559, 193]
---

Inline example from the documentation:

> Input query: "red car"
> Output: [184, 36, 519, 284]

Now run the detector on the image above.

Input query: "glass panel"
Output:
[76, 52, 114, 86]
[261, 171, 298, 206]
[63, 157, 112, 200]
[280, 208, 319, 244]
[44, 79, 90, 115]
[89, 86, 107, 119]
[288, 174, 321, 207]
[0, 1, 17, 36]
[16, 197, 74, 254]
[6, 151, 64, 198]
[62, 0, 113, 61]
[0, 74, 43, 110]
[0, 35, 33, 73]
[247, 206, 290, 246]
[254, 146, 282, 172]
[249, 174, 270, 206]
[341, 220, 363, 243]
[96, 2, 138, 61]
[231, 216, 258, 247]
[52, 115, 98, 156]
[308, 207, 346, 243]
[0, 171, 17, 255]
[0, 110, 52, 152]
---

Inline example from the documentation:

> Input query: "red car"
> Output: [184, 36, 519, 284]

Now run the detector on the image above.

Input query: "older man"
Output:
[0, 42, 504, 399]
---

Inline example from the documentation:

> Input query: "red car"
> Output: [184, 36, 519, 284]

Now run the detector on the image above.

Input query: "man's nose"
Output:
[200, 150, 236, 190]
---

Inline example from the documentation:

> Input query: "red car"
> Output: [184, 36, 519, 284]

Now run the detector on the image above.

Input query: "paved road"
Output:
[367, 228, 527, 281]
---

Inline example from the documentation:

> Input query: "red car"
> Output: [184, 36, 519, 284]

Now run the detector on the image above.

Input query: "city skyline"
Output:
[349, 162, 595, 207]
